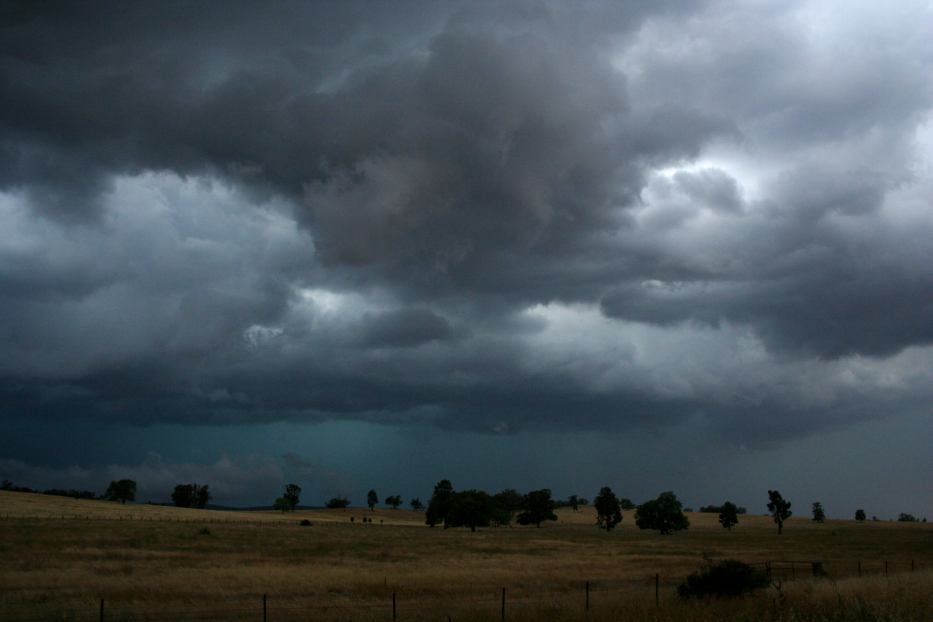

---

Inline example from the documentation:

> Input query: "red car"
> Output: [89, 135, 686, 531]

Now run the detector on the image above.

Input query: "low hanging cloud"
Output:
[1, 1, 932, 445]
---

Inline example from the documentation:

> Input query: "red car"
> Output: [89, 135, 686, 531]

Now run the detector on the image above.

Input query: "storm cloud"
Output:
[1, 0, 932, 456]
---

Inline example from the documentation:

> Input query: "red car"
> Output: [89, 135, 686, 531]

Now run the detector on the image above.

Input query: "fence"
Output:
[1, 560, 925, 622]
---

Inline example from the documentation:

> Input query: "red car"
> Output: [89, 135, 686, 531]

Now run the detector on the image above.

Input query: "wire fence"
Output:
[1, 559, 925, 622]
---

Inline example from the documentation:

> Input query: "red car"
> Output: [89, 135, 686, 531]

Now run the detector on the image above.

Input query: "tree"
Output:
[104, 479, 136, 504]
[855, 509, 866, 522]
[195, 484, 211, 508]
[568, 494, 580, 511]
[447, 489, 496, 532]
[619, 498, 636, 510]
[367, 489, 378, 511]
[426, 479, 454, 527]
[594, 486, 623, 532]
[492, 489, 523, 525]
[897, 513, 918, 522]
[811, 501, 826, 523]
[172, 484, 195, 508]
[172, 483, 211, 509]
[718, 501, 739, 531]
[635, 491, 690, 534]
[516, 489, 557, 527]
[385, 495, 402, 509]
[767, 490, 792, 535]
[283, 484, 301, 511]
[326, 496, 350, 509]
[274, 497, 291, 513]
[409, 497, 424, 511]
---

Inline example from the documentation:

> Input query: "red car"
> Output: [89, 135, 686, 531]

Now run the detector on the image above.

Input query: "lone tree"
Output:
[516, 489, 557, 527]
[426, 479, 454, 527]
[594, 486, 623, 532]
[568, 494, 580, 511]
[812, 501, 826, 523]
[367, 489, 379, 511]
[855, 509, 866, 522]
[767, 490, 792, 534]
[171, 483, 211, 509]
[718, 501, 739, 530]
[325, 496, 350, 509]
[635, 491, 690, 534]
[385, 495, 402, 509]
[274, 497, 291, 513]
[283, 484, 301, 511]
[104, 479, 136, 504]
[409, 497, 424, 512]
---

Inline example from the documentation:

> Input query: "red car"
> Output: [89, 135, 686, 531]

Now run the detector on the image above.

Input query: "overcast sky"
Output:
[1, 1, 931, 518]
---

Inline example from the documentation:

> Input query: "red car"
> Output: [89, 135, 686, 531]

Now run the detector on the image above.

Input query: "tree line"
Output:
[2, 479, 926, 527]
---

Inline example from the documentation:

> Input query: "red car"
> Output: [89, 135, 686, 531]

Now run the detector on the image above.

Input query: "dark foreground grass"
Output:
[1, 491, 931, 621]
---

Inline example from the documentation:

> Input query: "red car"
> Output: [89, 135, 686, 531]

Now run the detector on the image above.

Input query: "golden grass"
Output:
[1, 490, 931, 621]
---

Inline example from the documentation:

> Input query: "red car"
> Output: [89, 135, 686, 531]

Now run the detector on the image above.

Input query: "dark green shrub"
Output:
[678, 559, 770, 599]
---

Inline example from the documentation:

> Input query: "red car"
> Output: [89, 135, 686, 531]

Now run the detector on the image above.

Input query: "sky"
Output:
[1, 1, 931, 519]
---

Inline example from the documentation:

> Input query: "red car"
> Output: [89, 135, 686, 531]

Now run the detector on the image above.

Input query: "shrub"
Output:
[677, 559, 770, 599]
[299, 519, 312, 527]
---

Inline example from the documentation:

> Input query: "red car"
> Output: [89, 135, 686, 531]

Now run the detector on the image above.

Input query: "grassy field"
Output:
[1, 490, 931, 621]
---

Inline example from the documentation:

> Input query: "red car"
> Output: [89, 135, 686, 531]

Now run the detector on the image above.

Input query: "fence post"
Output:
[884, 561, 889, 576]
[263, 594, 267, 622]
[99, 598, 104, 622]
[655, 573, 660, 607]
[857, 560, 861, 577]
[501, 587, 506, 622]
[585, 580, 590, 612]
[393, 591, 397, 622]
[911, 560, 915, 572]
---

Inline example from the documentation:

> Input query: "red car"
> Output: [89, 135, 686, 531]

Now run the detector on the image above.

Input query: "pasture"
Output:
[1, 490, 931, 621]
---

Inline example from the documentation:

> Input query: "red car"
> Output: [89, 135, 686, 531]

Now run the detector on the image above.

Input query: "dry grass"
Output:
[1, 490, 931, 621]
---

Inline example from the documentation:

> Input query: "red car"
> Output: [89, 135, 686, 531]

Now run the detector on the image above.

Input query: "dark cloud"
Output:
[0, 0, 931, 450]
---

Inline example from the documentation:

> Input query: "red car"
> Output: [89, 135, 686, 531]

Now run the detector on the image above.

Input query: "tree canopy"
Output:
[811, 501, 826, 523]
[426, 479, 455, 527]
[767, 490, 792, 534]
[635, 491, 690, 534]
[104, 479, 136, 504]
[283, 484, 301, 510]
[718, 501, 739, 530]
[171, 483, 210, 509]
[516, 489, 557, 528]
[594, 486, 623, 531]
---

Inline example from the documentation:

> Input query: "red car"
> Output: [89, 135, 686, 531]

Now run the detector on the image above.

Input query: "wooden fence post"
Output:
[884, 561, 889, 576]
[393, 591, 397, 622]
[99, 598, 104, 622]
[857, 560, 861, 577]
[655, 573, 660, 607]
[263, 594, 267, 622]
[585, 580, 590, 612]
[501, 587, 506, 622]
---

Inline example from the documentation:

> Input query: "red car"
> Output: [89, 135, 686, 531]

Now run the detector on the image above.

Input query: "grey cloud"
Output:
[360, 308, 453, 348]
[0, 0, 932, 448]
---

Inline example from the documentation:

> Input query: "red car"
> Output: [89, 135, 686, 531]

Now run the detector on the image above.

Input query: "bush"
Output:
[677, 559, 770, 599]
[299, 519, 312, 526]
